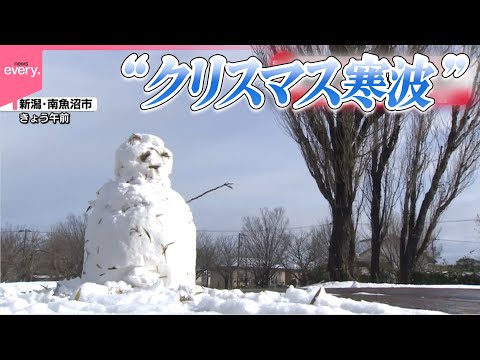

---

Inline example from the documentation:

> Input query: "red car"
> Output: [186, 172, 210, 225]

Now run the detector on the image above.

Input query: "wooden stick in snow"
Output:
[186, 182, 233, 203]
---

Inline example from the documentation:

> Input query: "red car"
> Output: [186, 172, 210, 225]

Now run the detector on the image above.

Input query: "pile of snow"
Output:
[82, 133, 196, 288]
[0, 279, 445, 315]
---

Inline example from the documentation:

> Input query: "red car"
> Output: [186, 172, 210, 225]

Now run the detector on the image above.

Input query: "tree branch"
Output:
[186, 182, 234, 203]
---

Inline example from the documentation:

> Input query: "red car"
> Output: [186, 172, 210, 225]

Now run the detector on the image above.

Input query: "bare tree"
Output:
[242, 207, 289, 288]
[38, 214, 86, 280]
[363, 113, 403, 281]
[429, 239, 443, 268]
[310, 221, 331, 268]
[252, 45, 429, 280]
[1, 225, 44, 282]
[211, 235, 237, 289]
[363, 46, 460, 282]
[398, 64, 480, 283]
[282, 230, 315, 286]
[382, 215, 442, 280]
[381, 216, 402, 278]
[253, 44, 480, 284]
[282, 222, 331, 286]
[195, 231, 217, 281]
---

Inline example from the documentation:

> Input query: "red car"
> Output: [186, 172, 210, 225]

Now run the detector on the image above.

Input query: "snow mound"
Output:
[82, 133, 196, 289]
[0, 280, 446, 315]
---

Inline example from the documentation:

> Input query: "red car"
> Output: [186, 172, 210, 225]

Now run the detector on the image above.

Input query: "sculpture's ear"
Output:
[161, 148, 173, 160]
[127, 133, 142, 145]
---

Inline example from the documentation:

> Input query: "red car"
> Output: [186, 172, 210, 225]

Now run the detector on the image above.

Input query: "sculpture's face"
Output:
[114, 133, 173, 184]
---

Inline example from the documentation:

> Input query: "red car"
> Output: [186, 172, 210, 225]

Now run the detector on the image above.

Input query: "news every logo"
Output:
[3, 62, 40, 78]
[0, 48, 43, 108]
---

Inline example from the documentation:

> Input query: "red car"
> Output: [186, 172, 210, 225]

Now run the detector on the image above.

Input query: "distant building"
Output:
[196, 264, 299, 289]
[356, 235, 437, 276]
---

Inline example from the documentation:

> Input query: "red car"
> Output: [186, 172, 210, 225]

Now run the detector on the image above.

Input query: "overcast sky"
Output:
[1, 49, 479, 263]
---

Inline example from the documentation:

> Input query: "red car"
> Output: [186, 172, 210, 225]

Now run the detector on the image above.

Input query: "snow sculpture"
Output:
[82, 133, 196, 288]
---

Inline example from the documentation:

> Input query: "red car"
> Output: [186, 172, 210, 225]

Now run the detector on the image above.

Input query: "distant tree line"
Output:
[196, 206, 444, 288]
[1, 215, 86, 282]
[1, 205, 448, 285]
[196, 207, 332, 289]
[1, 207, 332, 286]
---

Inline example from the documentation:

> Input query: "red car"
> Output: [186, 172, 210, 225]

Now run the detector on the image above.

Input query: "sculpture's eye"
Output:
[139, 151, 151, 162]
[161, 152, 170, 158]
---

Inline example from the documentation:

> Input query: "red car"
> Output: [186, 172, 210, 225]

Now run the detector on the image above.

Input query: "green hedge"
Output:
[411, 271, 480, 285]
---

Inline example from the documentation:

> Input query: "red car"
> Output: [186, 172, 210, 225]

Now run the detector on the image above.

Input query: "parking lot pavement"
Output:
[326, 287, 480, 314]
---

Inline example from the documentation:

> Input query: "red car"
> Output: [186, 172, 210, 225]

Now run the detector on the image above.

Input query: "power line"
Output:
[198, 218, 479, 233]
[436, 238, 480, 243]
[438, 219, 477, 223]
[1, 230, 51, 234]
[197, 223, 333, 233]
[1, 218, 478, 235]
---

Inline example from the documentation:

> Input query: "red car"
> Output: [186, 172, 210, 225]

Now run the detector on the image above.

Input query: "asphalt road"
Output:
[326, 287, 480, 314]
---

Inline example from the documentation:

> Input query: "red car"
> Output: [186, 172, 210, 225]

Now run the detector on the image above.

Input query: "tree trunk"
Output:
[399, 256, 413, 283]
[300, 272, 308, 287]
[399, 235, 419, 283]
[328, 206, 356, 281]
[370, 177, 382, 282]
[222, 274, 229, 289]
[370, 236, 381, 282]
[263, 269, 270, 288]
[399, 233, 419, 283]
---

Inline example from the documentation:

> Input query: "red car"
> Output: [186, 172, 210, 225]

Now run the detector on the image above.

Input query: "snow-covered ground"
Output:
[0, 279, 452, 315]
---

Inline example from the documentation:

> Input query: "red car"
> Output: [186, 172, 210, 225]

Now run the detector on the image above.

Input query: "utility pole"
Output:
[237, 233, 241, 288]
[244, 236, 248, 288]
[18, 229, 32, 281]
[237, 232, 247, 288]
